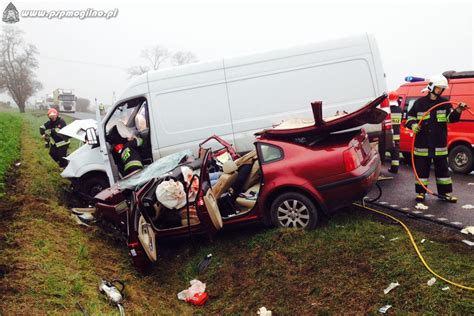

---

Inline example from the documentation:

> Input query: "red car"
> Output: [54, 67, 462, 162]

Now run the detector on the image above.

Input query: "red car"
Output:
[94, 95, 386, 272]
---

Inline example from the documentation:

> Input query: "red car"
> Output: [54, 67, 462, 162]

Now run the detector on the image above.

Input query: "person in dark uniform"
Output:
[405, 74, 468, 202]
[106, 121, 144, 177]
[39, 108, 70, 167]
[387, 91, 403, 174]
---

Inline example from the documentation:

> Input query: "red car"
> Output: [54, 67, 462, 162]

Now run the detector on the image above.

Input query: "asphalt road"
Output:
[368, 162, 474, 229]
[63, 111, 96, 120]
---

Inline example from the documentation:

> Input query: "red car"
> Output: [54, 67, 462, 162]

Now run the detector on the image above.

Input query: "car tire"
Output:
[448, 144, 473, 174]
[79, 173, 109, 198]
[270, 192, 319, 230]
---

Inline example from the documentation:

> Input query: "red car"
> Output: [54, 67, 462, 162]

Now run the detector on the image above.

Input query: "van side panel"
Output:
[147, 60, 234, 156]
[224, 35, 385, 151]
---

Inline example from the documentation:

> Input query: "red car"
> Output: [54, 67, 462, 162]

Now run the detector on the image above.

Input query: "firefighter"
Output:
[106, 121, 144, 176]
[405, 74, 468, 202]
[39, 108, 70, 168]
[387, 91, 402, 174]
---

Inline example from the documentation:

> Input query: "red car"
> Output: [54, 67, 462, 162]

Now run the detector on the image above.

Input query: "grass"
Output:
[0, 112, 22, 197]
[0, 112, 473, 314]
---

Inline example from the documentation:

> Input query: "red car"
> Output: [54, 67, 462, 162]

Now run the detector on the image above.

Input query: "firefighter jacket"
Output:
[114, 137, 144, 175]
[390, 104, 403, 142]
[39, 117, 70, 148]
[405, 95, 461, 158]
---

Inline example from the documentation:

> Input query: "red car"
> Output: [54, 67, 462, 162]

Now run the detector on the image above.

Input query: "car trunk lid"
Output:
[256, 94, 387, 139]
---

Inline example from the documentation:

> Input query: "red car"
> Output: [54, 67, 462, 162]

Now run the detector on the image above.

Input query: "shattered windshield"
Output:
[117, 149, 194, 190]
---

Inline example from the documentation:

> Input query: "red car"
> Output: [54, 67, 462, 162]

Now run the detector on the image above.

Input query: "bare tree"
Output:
[171, 50, 198, 66]
[127, 45, 169, 77]
[0, 26, 42, 113]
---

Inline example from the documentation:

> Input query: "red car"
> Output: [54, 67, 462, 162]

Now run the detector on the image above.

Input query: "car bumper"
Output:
[317, 151, 381, 211]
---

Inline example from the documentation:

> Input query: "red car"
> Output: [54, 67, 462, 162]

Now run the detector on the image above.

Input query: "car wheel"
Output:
[80, 173, 109, 198]
[270, 192, 319, 230]
[448, 145, 473, 174]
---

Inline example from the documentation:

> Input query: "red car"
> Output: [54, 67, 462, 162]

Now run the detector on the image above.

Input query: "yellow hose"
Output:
[353, 202, 474, 291]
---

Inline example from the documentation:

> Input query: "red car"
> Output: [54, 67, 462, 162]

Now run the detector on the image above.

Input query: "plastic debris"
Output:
[177, 279, 208, 306]
[197, 254, 212, 273]
[389, 237, 399, 242]
[257, 306, 272, 316]
[442, 286, 450, 291]
[421, 239, 426, 244]
[380, 235, 385, 239]
[383, 282, 400, 294]
[415, 203, 429, 210]
[379, 305, 392, 314]
[427, 277, 436, 286]
[468, 183, 474, 186]
[462, 240, 474, 247]
[14, 162, 21, 167]
[461, 226, 474, 235]
[462, 204, 474, 209]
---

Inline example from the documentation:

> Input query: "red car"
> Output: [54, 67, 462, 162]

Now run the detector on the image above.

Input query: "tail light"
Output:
[343, 147, 360, 172]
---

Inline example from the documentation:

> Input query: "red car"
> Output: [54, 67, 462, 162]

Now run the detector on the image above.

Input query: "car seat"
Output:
[235, 183, 260, 210]
[212, 160, 239, 198]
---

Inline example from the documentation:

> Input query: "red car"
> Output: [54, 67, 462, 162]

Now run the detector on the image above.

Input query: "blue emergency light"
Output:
[405, 76, 425, 82]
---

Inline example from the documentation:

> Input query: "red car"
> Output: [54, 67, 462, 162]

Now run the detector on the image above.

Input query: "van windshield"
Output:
[106, 103, 137, 134]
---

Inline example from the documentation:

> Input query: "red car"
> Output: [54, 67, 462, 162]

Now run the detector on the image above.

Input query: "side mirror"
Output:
[85, 127, 99, 146]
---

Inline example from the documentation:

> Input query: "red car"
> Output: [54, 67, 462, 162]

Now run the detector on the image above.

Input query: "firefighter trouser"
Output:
[388, 141, 400, 173]
[414, 156, 452, 195]
[49, 144, 69, 168]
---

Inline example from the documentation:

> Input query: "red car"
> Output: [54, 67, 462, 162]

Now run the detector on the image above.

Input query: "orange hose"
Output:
[410, 101, 470, 197]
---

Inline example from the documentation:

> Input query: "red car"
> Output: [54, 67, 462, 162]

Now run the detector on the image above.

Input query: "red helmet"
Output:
[47, 108, 59, 117]
[388, 91, 399, 102]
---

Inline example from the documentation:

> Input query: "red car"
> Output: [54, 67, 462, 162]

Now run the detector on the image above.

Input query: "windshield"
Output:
[106, 103, 137, 134]
[59, 95, 75, 101]
[117, 149, 194, 190]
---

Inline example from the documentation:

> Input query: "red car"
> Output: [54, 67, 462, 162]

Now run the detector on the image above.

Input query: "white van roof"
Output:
[116, 33, 377, 103]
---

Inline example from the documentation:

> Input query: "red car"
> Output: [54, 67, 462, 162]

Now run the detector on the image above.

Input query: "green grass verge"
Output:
[0, 112, 22, 197]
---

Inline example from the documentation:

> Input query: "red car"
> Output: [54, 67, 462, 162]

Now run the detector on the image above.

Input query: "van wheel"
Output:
[449, 145, 473, 174]
[270, 192, 319, 230]
[79, 173, 109, 198]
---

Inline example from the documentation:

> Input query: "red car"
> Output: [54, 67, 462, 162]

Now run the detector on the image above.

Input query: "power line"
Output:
[39, 55, 128, 70]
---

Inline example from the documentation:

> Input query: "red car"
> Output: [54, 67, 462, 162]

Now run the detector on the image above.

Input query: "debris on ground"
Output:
[70, 214, 91, 227]
[177, 279, 208, 306]
[427, 278, 436, 286]
[461, 204, 474, 209]
[462, 240, 474, 247]
[380, 235, 385, 239]
[257, 306, 272, 316]
[461, 226, 474, 235]
[415, 203, 429, 210]
[14, 162, 21, 167]
[99, 279, 125, 316]
[197, 254, 212, 273]
[383, 282, 400, 294]
[421, 239, 426, 244]
[378, 305, 392, 314]
[468, 183, 474, 186]
[442, 286, 450, 291]
[389, 237, 399, 242]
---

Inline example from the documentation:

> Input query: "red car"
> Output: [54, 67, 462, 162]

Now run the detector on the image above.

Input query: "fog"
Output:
[3, 0, 473, 107]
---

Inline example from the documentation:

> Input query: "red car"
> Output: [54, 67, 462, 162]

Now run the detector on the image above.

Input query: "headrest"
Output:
[222, 160, 238, 174]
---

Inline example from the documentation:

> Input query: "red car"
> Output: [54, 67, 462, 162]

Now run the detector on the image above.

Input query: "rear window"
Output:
[259, 144, 283, 164]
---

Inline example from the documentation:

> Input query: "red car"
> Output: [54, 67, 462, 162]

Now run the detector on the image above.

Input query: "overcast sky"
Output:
[3, 0, 473, 107]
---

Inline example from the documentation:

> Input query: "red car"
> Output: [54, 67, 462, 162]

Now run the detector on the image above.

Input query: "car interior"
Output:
[135, 144, 262, 233]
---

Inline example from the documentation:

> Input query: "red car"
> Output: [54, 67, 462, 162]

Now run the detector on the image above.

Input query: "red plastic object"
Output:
[186, 292, 208, 306]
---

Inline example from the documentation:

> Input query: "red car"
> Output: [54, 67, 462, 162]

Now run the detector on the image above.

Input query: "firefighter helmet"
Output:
[47, 108, 59, 118]
[421, 74, 449, 93]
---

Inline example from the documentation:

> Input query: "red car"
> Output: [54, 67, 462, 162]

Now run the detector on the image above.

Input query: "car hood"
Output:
[59, 119, 97, 142]
[256, 94, 387, 138]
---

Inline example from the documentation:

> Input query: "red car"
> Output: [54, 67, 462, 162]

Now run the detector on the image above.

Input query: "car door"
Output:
[196, 149, 223, 235]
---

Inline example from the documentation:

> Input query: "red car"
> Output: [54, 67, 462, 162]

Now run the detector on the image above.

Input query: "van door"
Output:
[196, 149, 223, 235]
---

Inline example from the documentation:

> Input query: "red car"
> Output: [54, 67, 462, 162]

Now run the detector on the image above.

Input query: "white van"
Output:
[61, 33, 387, 198]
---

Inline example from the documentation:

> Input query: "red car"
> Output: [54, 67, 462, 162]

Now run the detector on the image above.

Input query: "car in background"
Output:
[396, 71, 474, 173]
[93, 95, 387, 273]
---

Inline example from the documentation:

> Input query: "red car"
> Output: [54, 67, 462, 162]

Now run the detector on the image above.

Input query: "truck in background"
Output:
[53, 89, 77, 113]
